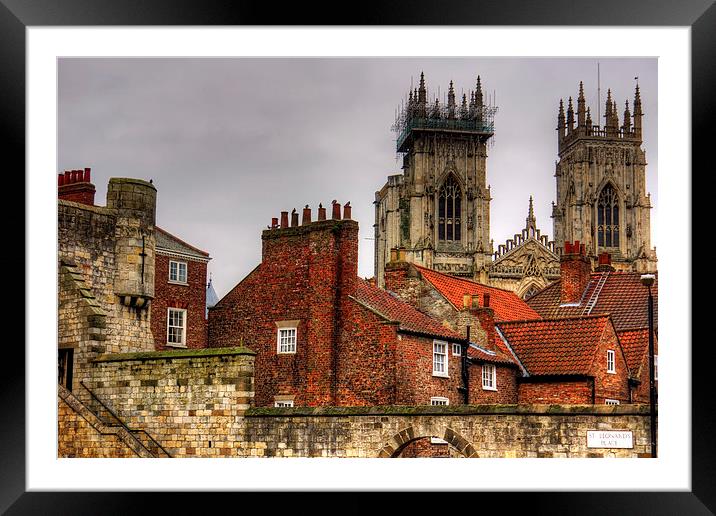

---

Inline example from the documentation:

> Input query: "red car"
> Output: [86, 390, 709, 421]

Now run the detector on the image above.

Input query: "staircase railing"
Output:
[79, 381, 172, 458]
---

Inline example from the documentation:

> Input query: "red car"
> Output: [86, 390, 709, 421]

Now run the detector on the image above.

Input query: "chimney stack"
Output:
[595, 252, 616, 272]
[390, 248, 398, 262]
[290, 209, 299, 227]
[331, 200, 342, 220]
[271, 217, 279, 229]
[560, 240, 592, 304]
[470, 292, 496, 351]
[343, 202, 352, 220]
[462, 293, 471, 310]
[58, 167, 96, 206]
[302, 205, 312, 225]
[280, 211, 289, 228]
[318, 203, 327, 221]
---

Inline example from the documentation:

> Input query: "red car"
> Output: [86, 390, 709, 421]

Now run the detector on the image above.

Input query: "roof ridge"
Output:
[497, 313, 611, 326]
[414, 264, 521, 294]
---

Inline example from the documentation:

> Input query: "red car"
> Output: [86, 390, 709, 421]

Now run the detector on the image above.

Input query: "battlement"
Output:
[557, 81, 643, 154]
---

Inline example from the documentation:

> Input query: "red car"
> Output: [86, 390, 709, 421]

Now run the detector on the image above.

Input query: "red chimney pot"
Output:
[280, 211, 289, 228]
[331, 200, 341, 220]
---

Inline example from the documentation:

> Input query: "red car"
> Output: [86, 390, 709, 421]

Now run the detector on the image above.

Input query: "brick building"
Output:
[527, 242, 658, 404]
[208, 201, 518, 408]
[151, 227, 211, 350]
[497, 315, 631, 405]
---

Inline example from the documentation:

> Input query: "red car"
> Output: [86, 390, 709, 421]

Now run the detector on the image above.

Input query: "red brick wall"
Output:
[399, 438, 450, 458]
[151, 253, 208, 350]
[208, 219, 359, 407]
[591, 322, 631, 404]
[394, 334, 464, 405]
[336, 302, 398, 405]
[518, 379, 593, 404]
[58, 183, 96, 206]
[469, 363, 518, 404]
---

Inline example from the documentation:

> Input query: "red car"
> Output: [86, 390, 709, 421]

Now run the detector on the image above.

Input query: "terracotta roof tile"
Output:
[496, 315, 611, 376]
[527, 272, 657, 332]
[353, 278, 463, 341]
[414, 265, 541, 322]
[618, 328, 652, 377]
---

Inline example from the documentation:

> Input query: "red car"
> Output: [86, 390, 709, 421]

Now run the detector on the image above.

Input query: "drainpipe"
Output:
[460, 325, 470, 405]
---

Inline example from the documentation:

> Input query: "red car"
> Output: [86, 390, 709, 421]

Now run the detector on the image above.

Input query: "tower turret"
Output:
[557, 98, 565, 141]
[567, 97, 575, 133]
[623, 100, 632, 132]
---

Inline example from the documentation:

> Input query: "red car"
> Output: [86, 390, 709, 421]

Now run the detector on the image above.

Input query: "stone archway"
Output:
[377, 425, 479, 458]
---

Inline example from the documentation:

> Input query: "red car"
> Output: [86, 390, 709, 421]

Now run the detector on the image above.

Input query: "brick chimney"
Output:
[595, 252, 616, 272]
[58, 167, 95, 206]
[560, 241, 592, 304]
[470, 293, 496, 350]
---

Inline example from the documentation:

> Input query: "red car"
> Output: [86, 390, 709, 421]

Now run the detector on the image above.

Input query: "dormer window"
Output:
[169, 260, 188, 284]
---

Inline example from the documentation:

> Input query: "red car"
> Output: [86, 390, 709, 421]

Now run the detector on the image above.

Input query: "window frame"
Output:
[452, 343, 462, 356]
[432, 340, 449, 378]
[605, 399, 620, 405]
[430, 396, 449, 406]
[277, 327, 298, 354]
[166, 307, 187, 347]
[168, 259, 188, 284]
[482, 363, 497, 391]
[654, 354, 658, 381]
[607, 349, 616, 374]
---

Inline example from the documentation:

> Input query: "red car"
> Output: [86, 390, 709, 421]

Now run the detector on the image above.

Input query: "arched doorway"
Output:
[377, 426, 478, 458]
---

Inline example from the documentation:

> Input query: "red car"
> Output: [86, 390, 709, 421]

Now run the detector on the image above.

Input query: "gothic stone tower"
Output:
[552, 81, 657, 272]
[375, 73, 497, 287]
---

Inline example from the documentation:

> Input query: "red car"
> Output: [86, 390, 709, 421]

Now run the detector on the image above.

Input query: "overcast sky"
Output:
[58, 58, 657, 299]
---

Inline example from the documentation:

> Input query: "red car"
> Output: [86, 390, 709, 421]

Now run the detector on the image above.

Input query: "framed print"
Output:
[4, 0, 712, 513]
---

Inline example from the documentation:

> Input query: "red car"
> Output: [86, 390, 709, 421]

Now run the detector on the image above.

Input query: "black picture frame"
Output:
[4, 1, 710, 513]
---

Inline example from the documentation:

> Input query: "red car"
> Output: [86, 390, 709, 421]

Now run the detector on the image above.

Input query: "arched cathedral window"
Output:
[438, 175, 462, 242]
[597, 184, 619, 248]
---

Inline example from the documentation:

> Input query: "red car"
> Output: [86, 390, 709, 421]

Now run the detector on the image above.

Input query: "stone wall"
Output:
[242, 404, 652, 458]
[85, 347, 255, 457]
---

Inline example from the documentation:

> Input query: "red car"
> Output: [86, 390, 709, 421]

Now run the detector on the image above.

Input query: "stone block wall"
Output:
[86, 347, 255, 457]
[242, 405, 653, 458]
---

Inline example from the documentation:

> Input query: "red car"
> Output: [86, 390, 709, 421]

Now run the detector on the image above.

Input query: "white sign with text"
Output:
[587, 430, 634, 449]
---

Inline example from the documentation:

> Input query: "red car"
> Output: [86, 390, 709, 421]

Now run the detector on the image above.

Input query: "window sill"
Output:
[607, 371, 616, 375]
[168, 280, 189, 286]
[166, 343, 187, 349]
[432, 373, 450, 379]
[277, 351, 297, 355]
[482, 386, 497, 391]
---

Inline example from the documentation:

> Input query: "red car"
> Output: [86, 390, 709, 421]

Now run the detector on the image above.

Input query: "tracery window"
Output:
[438, 175, 462, 242]
[597, 184, 620, 248]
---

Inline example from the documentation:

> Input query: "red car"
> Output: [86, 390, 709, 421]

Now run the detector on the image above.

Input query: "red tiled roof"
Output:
[618, 328, 652, 377]
[496, 315, 612, 376]
[353, 278, 463, 341]
[414, 265, 541, 322]
[527, 271, 658, 332]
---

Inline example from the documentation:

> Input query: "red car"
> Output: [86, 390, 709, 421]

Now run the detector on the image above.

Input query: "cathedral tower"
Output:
[552, 81, 657, 272]
[374, 73, 498, 287]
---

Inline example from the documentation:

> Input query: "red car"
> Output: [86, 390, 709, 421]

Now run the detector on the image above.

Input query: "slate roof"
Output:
[352, 278, 463, 341]
[413, 265, 541, 322]
[527, 271, 658, 332]
[467, 342, 517, 366]
[156, 226, 210, 261]
[496, 315, 613, 376]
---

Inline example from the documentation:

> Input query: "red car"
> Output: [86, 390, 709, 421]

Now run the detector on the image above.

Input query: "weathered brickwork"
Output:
[85, 347, 255, 458]
[469, 364, 518, 404]
[560, 242, 591, 304]
[152, 252, 208, 350]
[518, 379, 594, 405]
